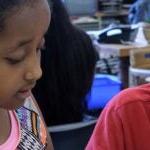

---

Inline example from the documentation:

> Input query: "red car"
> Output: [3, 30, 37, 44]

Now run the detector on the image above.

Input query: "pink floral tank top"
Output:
[0, 96, 47, 150]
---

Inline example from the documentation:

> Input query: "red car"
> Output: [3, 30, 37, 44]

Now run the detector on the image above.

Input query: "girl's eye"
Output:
[5, 57, 23, 65]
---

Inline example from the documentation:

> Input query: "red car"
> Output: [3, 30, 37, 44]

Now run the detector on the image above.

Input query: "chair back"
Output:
[48, 119, 97, 150]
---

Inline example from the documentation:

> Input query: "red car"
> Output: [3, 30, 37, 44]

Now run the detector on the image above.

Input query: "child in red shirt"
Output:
[86, 84, 150, 150]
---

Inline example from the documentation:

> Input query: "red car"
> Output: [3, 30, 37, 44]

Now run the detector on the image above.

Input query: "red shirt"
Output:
[86, 84, 150, 150]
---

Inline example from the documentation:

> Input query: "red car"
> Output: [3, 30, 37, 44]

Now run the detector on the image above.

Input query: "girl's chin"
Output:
[1, 91, 30, 110]
[3, 97, 26, 110]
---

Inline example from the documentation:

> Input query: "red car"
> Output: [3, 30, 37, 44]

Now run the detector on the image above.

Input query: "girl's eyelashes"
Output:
[5, 54, 26, 65]
[5, 42, 45, 65]
[5, 57, 24, 65]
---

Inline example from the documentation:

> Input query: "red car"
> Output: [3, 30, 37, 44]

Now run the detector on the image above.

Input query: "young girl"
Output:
[0, 0, 53, 149]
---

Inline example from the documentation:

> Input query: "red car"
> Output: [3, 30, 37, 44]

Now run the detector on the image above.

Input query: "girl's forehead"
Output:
[0, 0, 50, 54]
[2, 0, 50, 30]
[0, 0, 50, 39]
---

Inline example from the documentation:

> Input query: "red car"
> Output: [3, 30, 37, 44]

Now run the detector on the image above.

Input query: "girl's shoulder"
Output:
[15, 96, 47, 149]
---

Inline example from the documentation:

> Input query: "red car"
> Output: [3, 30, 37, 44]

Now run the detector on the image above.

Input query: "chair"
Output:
[48, 119, 97, 150]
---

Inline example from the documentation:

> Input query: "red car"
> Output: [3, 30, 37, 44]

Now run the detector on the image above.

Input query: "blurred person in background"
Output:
[32, 0, 98, 126]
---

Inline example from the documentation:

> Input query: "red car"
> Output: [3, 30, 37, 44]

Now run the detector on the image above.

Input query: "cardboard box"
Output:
[130, 46, 150, 68]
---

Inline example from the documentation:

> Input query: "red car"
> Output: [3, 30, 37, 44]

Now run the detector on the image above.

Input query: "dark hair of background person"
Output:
[32, 0, 98, 126]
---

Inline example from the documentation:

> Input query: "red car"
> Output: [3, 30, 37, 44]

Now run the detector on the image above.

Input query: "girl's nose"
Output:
[24, 57, 42, 82]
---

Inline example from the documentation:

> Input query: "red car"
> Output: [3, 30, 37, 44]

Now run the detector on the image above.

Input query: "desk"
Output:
[96, 43, 145, 88]
[98, 44, 139, 58]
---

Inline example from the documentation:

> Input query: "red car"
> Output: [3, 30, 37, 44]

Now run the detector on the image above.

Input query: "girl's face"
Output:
[0, 0, 50, 109]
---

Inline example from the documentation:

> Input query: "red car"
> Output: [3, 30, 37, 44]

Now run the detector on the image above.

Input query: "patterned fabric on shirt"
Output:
[16, 97, 47, 150]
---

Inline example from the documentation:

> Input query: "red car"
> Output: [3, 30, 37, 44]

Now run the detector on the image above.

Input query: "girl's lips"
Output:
[17, 84, 35, 99]
[17, 89, 31, 99]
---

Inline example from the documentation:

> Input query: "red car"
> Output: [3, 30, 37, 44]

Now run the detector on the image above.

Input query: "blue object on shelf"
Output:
[86, 74, 122, 110]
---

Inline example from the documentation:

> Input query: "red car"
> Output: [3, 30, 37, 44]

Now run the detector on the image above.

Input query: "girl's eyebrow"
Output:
[4, 38, 33, 53]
